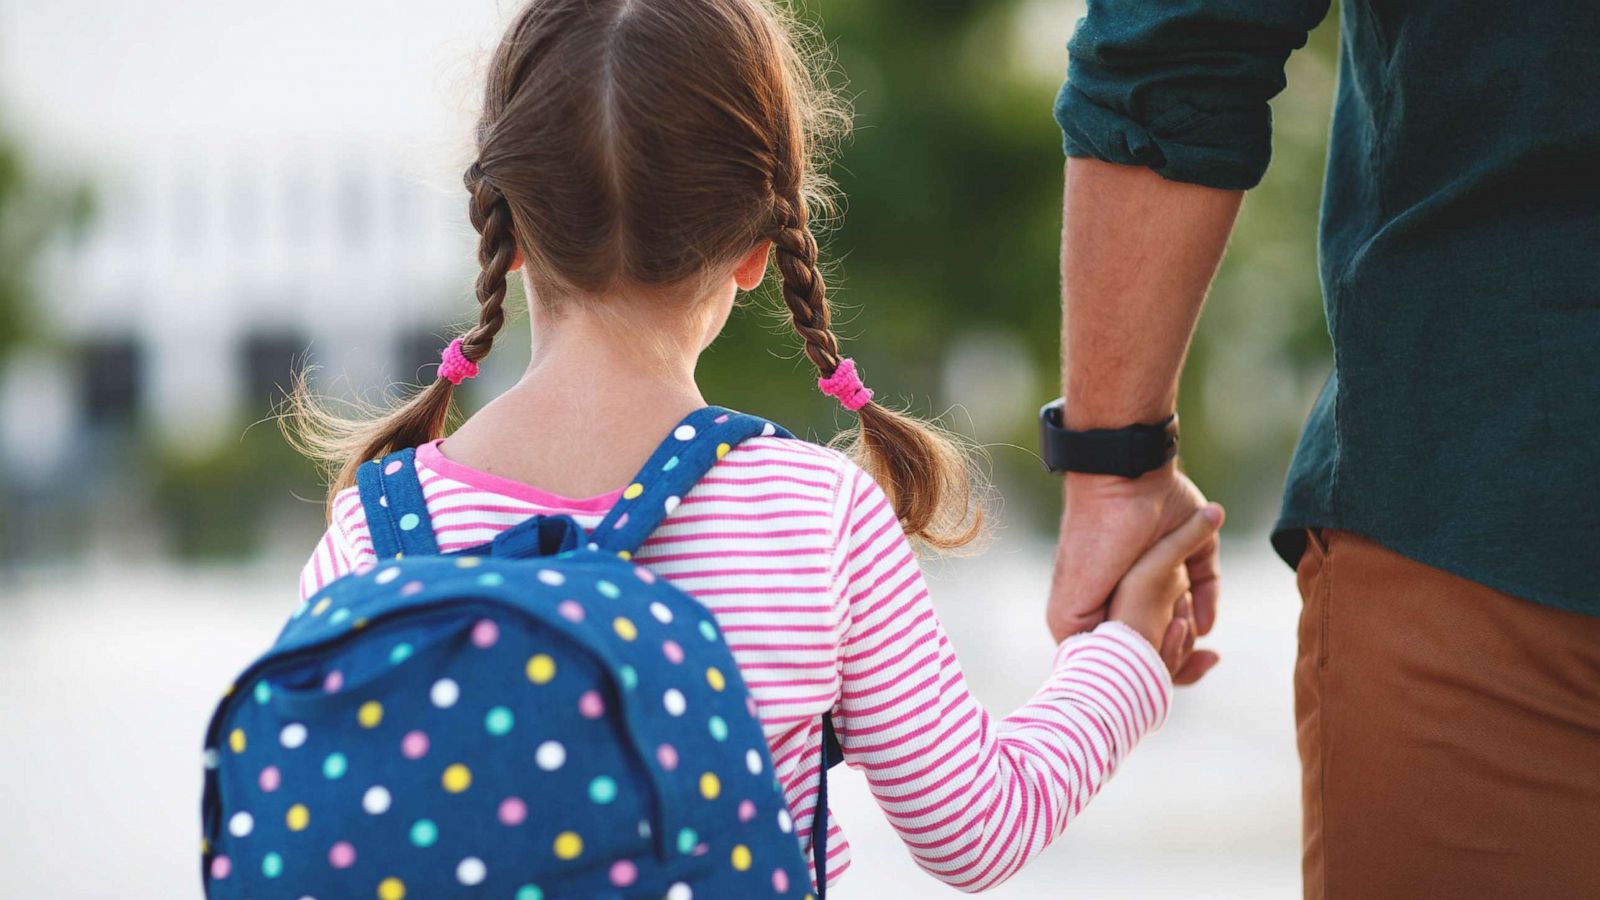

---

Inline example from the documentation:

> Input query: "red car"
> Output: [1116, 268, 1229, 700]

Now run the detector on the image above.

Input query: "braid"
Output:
[462, 162, 516, 363]
[771, 195, 845, 379]
[769, 187, 984, 551]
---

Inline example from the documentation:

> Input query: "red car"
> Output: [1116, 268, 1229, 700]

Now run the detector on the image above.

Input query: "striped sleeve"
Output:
[831, 464, 1172, 893]
[297, 488, 378, 600]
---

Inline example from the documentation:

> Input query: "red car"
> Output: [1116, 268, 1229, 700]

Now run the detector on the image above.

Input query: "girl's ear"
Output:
[733, 241, 772, 291]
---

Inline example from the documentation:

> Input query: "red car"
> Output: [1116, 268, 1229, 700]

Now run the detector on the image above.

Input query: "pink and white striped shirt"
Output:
[300, 436, 1172, 892]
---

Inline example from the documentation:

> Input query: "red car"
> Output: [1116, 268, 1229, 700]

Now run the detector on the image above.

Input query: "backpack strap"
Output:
[354, 447, 441, 560]
[813, 713, 841, 898]
[592, 406, 791, 555]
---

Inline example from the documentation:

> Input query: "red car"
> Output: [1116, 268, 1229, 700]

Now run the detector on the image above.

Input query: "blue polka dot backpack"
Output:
[201, 408, 841, 900]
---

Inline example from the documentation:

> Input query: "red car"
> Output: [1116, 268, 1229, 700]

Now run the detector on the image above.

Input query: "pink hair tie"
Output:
[817, 357, 874, 411]
[438, 338, 480, 385]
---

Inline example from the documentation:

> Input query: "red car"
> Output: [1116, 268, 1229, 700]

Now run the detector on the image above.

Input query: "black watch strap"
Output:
[1039, 399, 1179, 478]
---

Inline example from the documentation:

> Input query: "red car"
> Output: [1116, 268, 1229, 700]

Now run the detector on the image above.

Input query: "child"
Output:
[292, 0, 1220, 892]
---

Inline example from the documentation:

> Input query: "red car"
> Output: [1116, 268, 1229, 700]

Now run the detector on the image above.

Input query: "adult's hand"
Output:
[1048, 464, 1221, 685]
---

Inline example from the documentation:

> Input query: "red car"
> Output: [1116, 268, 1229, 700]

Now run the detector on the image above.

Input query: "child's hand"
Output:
[1107, 503, 1224, 674]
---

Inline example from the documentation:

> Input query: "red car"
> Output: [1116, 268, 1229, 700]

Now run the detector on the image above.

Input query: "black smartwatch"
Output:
[1038, 398, 1179, 478]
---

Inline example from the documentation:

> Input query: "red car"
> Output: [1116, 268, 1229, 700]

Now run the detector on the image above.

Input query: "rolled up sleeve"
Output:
[1055, 0, 1332, 190]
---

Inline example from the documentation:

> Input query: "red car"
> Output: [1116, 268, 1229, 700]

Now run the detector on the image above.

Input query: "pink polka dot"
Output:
[498, 796, 527, 826]
[662, 640, 684, 664]
[773, 869, 790, 892]
[384, 460, 403, 475]
[656, 743, 679, 771]
[635, 568, 656, 584]
[738, 799, 756, 822]
[746, 697, 759, 717]
[400, 580, 424, 597]
[558, 600, 585, 622]
[613, 512, 630, 529]
[609, 859, 638, 887]
[323, 670, 344, 694]
[259, 765, 281, 792]
[210, 855, 231, 879]
[714, 414, 730, 424]
[578, 690, 605, 719]
[692, 842, 709, 856]
[471, 619, 499, 648]
[401, 730, 430, 760]
[328, 841, 356, 869]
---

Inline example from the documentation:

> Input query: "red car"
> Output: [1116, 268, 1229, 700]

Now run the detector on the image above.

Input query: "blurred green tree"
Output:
[0, 120, 91, 363]
[699, 0, 1339, 529]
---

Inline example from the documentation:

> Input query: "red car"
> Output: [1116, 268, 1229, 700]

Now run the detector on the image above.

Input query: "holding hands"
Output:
[1050, 466, 1223, 683]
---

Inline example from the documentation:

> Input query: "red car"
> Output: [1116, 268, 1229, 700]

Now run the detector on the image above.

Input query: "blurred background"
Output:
[0, 0, 1338, 896]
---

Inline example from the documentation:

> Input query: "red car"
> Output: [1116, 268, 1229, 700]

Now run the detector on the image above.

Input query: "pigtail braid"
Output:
[282, 162, 522, 516]
[462, 162, 515, 364]
[769, 192, 983, 551]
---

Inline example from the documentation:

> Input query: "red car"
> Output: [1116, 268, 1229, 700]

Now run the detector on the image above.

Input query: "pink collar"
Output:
[416, 440, 625, 513]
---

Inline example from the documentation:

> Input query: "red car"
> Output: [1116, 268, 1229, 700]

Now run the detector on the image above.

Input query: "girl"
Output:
[293, 0, 1220, 892]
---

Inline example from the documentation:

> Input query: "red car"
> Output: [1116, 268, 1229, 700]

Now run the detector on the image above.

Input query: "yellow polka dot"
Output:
[617, 550, 632, 561]
[201, 838, 209, 854]
[377, 877, 406, 900]
[442, 763, 472, 793]
[228, 728, 246, 753]
[353, 618, 369, 630]
[716, 442, 731, 459]
[613, 617, 638, 641]
[699, 772, 721, 800]
[311, 597, 332, 616]
[455, 555, 482, 568]
[286, 803, 310, 831]
[553, 831, 583, 860]
[731, 844, 752, 871]
[706, 667, 726, 691]
[526, 654, 556, 684]
[223, 684, 236, 698]
[622, 483, 645, 500]
[358, 701, 384, 728]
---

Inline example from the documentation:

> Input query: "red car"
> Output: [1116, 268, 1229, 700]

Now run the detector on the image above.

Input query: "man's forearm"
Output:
[1060, 158, 1243, 430]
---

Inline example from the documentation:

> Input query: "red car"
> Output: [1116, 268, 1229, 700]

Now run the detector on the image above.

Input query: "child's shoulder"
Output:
[716, 434, 876, 495]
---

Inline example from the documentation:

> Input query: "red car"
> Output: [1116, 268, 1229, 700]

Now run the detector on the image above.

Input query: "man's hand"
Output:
[1048, 464, 1221, 684]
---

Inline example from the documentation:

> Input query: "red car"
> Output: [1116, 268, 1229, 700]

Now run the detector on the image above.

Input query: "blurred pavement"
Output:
[0, 536, 1302, 899]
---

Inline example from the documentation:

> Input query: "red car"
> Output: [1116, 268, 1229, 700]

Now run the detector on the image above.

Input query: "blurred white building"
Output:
[0, 0, 510, 476]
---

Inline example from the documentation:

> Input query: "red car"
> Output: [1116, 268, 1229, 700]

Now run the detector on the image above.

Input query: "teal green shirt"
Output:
[1056, 1, 1600, 614]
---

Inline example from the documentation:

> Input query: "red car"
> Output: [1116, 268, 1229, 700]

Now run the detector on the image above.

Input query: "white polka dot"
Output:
[663, 495, 681, 514]
[202, 748, 219, 770]
[778, 809, 793, 833]
[761, 422, 776, 436]
[649, 602, 673, 624]
[375, 567, 401, 585]
[228, 811, 253, 837]
[663, 689, 687, 717]
[362, 785, 392, 815]
[536, 741, 566, 771]
[674, 425, 697, 441]
[456, 857, 487, 886]
[537, 569, 565, 587]
[746, 749, 763, 775]
[280, 723, 307, 749]
[666, 883, 693, 900]
[638, 819, 652, 839]
[430, 678, 460, 708]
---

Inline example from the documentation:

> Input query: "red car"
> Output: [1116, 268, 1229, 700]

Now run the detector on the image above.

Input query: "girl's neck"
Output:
[436, 292, 719, 500]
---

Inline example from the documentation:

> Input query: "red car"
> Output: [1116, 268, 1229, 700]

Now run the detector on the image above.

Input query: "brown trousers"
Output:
[1295, 529, 1600, 900]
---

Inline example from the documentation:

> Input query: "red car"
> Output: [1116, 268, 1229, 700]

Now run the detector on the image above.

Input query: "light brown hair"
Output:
[289, 0, 982, 549]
